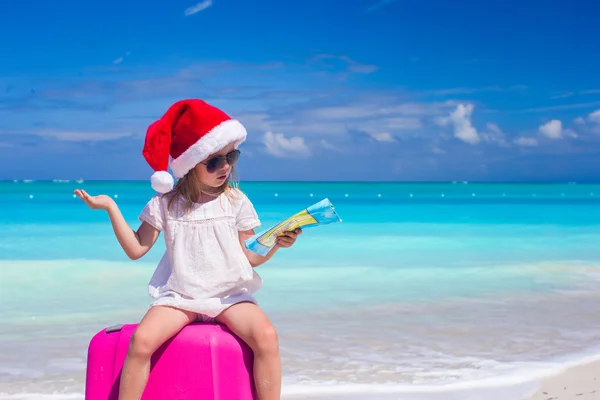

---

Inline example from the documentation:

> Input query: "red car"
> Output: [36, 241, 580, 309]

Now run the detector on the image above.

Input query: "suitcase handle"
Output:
[105, 324, 124, 333]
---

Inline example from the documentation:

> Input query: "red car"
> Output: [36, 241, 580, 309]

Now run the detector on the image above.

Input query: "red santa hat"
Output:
[142, 99, 247, 193]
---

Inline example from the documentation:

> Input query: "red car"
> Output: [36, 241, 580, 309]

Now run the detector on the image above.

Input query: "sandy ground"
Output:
[526, 359, 600, 400]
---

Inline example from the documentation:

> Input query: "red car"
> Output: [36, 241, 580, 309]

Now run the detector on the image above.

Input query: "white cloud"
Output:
[425, 85, 527, 97]
[271, 121, 348, 136]
[311, 54, 378, 74]
[550, 91, 574, 99]
[435, 104, 479, 144]
[586, 110, 600, 134]
[574, 116, 586, 125]
[521, 101, 600, 113]
[385, 101, 460, 116]
[262, 132, 311, 158]
[261, 103, 427, 143]
[589, 109, 600, 124]
[486, 123, 501, 133]
[112, 51, 130, 65]
[539, 119, 563, 139]
[380, 117, 422, 130]
[565, 128, 578, 138]
[551, 89, 600, 98]
[514, 137, 539, 147]
[184, 0, 213, 16]
[0, 128, 132, 142]
[479, 122, 507, 146]
[41, 130, 131, 142]
[337, 56, 378, 74]
[369, 132, 395, 142]
[306, 102, 453, 121]
[319, 140, 341, 151]
[233, 113, 271, 132]
[306, 105, 379, 120]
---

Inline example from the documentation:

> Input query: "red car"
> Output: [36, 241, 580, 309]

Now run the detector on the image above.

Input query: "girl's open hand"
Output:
[74, 189, 115, 211]
[277, 228, 302, 248]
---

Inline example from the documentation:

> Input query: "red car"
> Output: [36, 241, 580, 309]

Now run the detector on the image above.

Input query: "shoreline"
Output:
[1, 356, 600, 400]
[281, 354, 600, 400]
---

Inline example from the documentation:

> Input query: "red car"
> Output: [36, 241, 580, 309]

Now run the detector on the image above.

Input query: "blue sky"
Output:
[1, 0, 599, 182]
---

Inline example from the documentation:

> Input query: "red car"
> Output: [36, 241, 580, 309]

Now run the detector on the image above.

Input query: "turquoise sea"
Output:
[2, 180, 600, 399]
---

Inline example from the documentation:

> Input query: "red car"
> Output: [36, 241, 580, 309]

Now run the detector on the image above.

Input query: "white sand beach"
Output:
[281, 358, 600, 400]
[526, 359, 600, 400]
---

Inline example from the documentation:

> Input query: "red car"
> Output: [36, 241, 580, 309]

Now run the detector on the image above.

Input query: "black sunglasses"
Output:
[200, 149, 240, 173]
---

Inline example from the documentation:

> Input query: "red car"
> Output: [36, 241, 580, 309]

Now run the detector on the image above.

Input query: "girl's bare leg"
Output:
[216, 302, 281, 400]
[119, 305, 197, 400]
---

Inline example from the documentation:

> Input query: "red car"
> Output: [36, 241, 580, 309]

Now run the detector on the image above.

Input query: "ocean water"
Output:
[2, 180, 600, 399]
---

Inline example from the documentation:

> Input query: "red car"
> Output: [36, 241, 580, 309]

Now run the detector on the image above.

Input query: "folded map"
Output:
[244, 198, 343, 256]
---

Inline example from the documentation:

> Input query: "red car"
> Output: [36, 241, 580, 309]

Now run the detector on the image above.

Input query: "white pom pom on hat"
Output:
[150, 170, 175, 193]
[142, 99, 247, 193]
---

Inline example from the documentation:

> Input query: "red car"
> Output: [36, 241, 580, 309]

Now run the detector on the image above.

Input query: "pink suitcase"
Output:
[85, 322, 256, 400]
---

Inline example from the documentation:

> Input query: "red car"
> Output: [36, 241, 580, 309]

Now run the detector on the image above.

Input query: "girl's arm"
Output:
[75, 189, 160, 260]
[238, 228, 301, 267]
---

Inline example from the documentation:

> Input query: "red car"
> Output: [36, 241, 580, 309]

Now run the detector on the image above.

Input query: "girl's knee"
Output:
[129, 328, 160, 358]
[253, 324, 279, 355]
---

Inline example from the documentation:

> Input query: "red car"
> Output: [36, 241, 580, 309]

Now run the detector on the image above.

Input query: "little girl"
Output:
[74, 99, 301, 400]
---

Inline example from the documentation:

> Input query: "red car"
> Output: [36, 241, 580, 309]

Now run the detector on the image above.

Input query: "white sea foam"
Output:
[282, 352, 600, 399]
[0, 354, 598, 400]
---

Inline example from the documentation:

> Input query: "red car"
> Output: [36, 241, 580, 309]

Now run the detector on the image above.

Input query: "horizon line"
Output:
[2, 179, 599, 184]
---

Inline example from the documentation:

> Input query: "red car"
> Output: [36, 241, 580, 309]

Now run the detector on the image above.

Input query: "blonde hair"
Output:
[166, 165, 240, 213]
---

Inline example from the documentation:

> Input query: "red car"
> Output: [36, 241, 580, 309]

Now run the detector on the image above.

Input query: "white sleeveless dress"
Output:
[138, 188, 263, 319]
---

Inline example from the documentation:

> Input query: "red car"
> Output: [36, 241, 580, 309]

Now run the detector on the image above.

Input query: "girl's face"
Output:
[193, 142, 238, 188]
